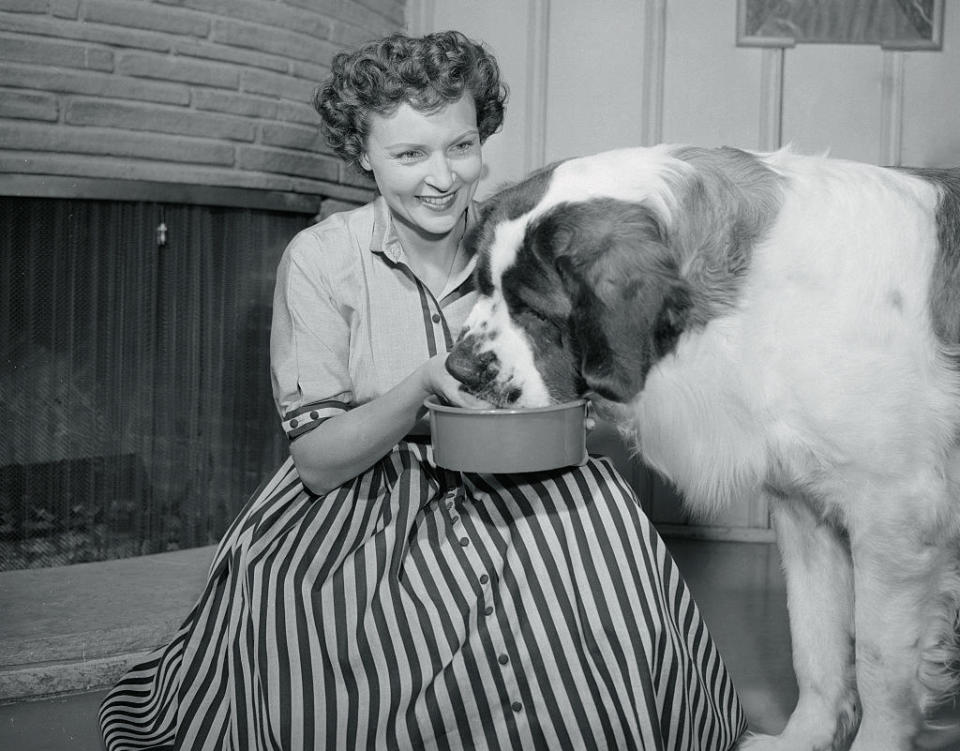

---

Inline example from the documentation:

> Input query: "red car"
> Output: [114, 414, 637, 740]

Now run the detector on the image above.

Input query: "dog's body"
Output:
[446, 145, 960, 750]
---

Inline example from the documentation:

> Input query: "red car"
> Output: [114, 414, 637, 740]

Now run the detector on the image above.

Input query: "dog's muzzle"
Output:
[445, 332, 499, 393]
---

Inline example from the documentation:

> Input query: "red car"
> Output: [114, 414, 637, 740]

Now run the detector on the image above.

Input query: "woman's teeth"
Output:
[420, 193, 455, 209]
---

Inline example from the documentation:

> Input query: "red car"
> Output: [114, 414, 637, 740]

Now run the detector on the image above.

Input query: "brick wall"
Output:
[0, 0, 405, 203]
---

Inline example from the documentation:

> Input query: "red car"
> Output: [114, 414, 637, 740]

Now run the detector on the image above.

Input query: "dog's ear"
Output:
[554, 206, 693, 403]
[653, 283, 693, 357]
[551, 254, 633, 402]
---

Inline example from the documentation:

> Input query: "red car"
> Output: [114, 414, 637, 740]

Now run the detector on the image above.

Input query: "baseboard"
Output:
[0, 652, 148, 703]
[657, 523, 777, 544]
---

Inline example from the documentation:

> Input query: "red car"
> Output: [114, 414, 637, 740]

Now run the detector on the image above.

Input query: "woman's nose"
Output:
[426, 152, 455, 190]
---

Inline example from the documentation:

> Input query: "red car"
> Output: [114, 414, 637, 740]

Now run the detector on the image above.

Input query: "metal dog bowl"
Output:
[424, 397, 588, 473]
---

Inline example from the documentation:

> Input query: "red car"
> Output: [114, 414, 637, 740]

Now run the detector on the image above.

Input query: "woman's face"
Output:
[360, 95, 482, 241]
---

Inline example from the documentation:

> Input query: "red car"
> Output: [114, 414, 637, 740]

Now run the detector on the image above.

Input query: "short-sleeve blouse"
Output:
[270, 197, 479, 439]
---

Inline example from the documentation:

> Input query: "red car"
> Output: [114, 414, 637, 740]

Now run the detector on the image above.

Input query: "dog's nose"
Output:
[446, 340, 481, 388]
[446, 335, 497, 391]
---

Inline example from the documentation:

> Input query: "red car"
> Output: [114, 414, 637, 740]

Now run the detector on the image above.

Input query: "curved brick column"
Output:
[0, 0, 403, 202]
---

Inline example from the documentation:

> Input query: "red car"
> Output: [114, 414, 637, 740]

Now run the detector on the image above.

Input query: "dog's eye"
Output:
[523, 306, 565, 346]
[526, 306, 562, 330]
[527, 307, 550, 323]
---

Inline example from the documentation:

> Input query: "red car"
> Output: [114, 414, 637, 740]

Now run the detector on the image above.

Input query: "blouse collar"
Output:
[370, 196, 480, 278]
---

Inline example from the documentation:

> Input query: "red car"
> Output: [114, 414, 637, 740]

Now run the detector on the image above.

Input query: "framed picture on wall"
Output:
[737, 0, 944, 50]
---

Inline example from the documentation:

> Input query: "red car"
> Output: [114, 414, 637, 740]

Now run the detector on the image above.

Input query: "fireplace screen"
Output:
[0, 197, 309, 570]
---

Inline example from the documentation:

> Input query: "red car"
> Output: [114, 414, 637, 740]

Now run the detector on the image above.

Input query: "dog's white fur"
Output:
[633, 151, 960, 750]
[451, 145, 960, 750]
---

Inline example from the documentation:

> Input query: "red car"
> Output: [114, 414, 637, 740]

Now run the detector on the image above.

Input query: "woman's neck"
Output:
[393, 213, 467, 296]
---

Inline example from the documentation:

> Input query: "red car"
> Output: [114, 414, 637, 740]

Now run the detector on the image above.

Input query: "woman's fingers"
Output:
[584, 400, 596, 432]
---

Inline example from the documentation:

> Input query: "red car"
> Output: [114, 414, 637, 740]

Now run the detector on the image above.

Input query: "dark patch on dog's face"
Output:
[543, 201, 694, 402]
[468, 161, 565, 298]
[498, 216, 581, 402]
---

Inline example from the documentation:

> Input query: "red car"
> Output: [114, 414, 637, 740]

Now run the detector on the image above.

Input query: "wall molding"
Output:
[641, 0, 667, 146]
[880, 51, 905, 166]
[759, 48, 785, 151]
[523, 0, 551, 173]
[658, 523, 776, 544]
[0, 175, 373, 214]
[404, 0, 435, 35]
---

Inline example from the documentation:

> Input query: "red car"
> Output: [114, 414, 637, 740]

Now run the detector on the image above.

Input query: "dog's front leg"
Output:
[740, 495, 859, 751]
[845, 520, 942, 751]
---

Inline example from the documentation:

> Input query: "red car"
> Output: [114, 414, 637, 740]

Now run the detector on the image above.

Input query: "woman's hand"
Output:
[420, 353, 492, 409]
[585, 400, 597, 433]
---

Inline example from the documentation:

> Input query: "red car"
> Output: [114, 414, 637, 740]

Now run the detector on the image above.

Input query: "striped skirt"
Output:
[99, 441, 746, 750]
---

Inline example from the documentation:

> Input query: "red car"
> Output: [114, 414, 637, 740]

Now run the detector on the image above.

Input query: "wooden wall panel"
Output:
[661, 0, 763, 149]
[781, 44, 885, 162]
[902, 5, 960, 167]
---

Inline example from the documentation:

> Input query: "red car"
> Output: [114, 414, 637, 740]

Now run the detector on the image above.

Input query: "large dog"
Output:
[445, 144, 960, 750]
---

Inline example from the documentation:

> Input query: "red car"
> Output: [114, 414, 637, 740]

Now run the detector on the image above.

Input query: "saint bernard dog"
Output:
[445, 144, 960, 751]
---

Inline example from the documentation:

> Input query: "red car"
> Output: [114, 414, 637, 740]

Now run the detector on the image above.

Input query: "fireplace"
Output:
[0, 196, 313, 570]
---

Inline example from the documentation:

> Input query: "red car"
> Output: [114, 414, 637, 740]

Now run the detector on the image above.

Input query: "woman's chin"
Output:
[408, 206, 467, 238]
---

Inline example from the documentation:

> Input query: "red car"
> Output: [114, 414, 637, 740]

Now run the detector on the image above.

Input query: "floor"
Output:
[2, 537, 959, 750]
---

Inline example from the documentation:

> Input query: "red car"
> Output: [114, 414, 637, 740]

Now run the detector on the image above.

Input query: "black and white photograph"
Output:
[1, 1, 959, 749]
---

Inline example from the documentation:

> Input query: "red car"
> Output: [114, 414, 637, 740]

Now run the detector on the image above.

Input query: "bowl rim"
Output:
[423, 395, 587, 416]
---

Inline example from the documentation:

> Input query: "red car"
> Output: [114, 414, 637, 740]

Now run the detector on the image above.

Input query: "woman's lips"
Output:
[418, 192, 457, 210]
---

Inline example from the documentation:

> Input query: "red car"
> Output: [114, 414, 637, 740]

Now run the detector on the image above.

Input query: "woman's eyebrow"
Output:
[451, 128, 480, 140]
[383, 141, 423, 150]
[385, 129, 480, 150]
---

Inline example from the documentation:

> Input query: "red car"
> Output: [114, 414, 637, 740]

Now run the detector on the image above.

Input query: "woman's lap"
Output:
[99, 444, 745, 750]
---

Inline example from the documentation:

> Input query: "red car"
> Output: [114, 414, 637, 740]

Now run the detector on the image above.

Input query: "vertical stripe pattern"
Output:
[100, 447, 746, 750]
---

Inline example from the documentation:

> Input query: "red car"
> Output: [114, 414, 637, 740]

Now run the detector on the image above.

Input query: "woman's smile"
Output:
[359, 96, 482, 240]
[418, 191, 458, 210]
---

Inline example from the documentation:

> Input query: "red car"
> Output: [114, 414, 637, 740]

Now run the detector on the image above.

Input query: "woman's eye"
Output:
[396, 150, 423, 161]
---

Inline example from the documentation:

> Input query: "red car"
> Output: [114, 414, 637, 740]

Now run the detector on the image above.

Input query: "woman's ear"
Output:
[359, 153, 371, 172]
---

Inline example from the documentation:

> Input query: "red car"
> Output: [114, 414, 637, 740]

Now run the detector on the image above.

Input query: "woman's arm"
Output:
[289, 353, 483, 494]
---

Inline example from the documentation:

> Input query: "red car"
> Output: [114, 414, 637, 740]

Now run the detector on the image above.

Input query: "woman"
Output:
[100, 30, 746, 750]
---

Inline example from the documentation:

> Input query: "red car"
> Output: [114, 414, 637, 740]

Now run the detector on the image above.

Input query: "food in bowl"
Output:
[424, 396, 588, 473]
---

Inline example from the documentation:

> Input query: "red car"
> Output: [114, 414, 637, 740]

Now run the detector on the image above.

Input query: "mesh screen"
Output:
[0, 197, 308, 570]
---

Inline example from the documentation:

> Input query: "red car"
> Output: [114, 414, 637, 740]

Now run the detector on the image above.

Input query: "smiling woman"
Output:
[98, 30, 747, 751]
[359, 97, 481, 295]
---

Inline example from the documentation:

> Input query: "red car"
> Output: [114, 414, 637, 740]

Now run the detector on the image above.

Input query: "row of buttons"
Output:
[445, 489, 523, 715]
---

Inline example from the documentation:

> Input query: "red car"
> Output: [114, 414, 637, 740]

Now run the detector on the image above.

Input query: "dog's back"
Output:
[620, 148, 960, 749]
[633, 150, 960, 523]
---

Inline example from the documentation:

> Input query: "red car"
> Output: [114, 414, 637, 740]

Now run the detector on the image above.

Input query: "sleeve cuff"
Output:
[282, 400, 349, 439]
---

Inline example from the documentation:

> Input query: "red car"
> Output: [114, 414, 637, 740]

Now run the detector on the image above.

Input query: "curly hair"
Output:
[314, 30, 508, 173]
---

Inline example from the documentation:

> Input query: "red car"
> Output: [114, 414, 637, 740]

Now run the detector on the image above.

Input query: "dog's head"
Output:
[446, 145, 779, 408]
[447, 148, 697, 408]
